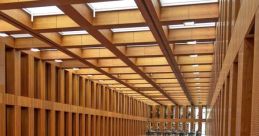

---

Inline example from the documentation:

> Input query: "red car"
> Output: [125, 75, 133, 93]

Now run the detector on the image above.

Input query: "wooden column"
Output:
[235, 40, 253, 136]
[0, 43, 5, 136]
[251, 9, 259, 135]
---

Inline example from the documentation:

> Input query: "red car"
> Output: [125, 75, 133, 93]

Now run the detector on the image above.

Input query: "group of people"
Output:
[146, 128, 201, 136]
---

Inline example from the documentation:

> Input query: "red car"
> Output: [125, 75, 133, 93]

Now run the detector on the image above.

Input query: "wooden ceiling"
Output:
[0, 0, 218, 106]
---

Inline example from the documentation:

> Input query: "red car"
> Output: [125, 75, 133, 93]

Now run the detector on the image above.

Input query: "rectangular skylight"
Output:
[175, 41, 214, 45]
[59, 30, 88, 36]
[160, 0, 218, 6]
[88, 0, 137, 12]
[111, 27, 150, 33]
[23, 6, 64, 16]
[169, 22, 216, 29]
[11, 34, 33, 38]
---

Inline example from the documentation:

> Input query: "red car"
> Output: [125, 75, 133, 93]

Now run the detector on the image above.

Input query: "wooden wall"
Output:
[207, 0, 259, 136]
[0, 44, 149, 136]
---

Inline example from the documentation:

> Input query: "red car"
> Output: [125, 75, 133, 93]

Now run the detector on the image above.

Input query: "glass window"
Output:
[24, 6, 63, 16]
[195, 106, 199, 119]
[202, 106, 207, 119]
[202, 122, 206, 136]
[179, 106, 183, 119]
[194, 122, 199, 132]
[160, 0, 218, 7]
[88, 0, 137, 12]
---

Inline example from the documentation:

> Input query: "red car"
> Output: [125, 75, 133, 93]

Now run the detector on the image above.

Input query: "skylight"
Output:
[169, 22, 216, 29]
[59, 30, 88, 36]
[11, 34, 33, 38]
[23, 6, 64, 16]
[160, 0, 218, 6]
[111, 27, 150, 33]
[88, 0, 137, 12]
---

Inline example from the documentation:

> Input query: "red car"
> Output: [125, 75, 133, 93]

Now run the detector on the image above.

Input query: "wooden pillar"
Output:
[235, 40, 253, 136]
[251, 9, 259, 136]
[227, 62, 238, 136]
[0, 44, 5, 136]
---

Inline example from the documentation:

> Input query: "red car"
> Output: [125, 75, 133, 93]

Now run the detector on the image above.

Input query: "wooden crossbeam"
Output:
[135, 0, 194, 105]
[0, 9, 162, 105]
[56, 3, 179, 105]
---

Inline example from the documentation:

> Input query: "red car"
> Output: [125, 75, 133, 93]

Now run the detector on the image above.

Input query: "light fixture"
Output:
[184, 21, 195, 26]
[23, 6, 63, 16]
[59, 30, 88, 36]
[87, 75, 93, 77]
[193, 72, 200, 75]
[195, 83, 201, 85]
[187, 41, 197, 45]
[73, 68, 80, 71]
[0, 33, 9, 37]
[196, 87, 201, 89]
[111, 26, 150, 33]
[88, 0, 137, 12]
[160, 0, 218, 7]
[195, 78, 200, 80]
[11, 34, 33, 38]
[54, 59, 63, 63]
[190, 54, 198, 58]
[192, 64, 199, 67]
[30, 48, 40, 52]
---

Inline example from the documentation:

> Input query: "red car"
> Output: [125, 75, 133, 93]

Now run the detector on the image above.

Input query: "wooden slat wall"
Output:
[0, 45, 148, 136]
[207, 0, 259, 136]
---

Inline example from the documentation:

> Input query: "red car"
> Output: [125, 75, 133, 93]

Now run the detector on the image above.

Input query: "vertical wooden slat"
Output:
[251, 9, 259, 136]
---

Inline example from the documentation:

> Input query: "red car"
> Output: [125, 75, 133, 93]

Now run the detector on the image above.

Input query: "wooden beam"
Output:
[135, 0, 194, 105]
[57, 3, 179, 105]
[0, 9, 161, 105]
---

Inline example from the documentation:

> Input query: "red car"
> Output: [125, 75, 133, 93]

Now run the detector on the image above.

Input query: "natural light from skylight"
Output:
[169, 22, 216, 29]
[59, 30, 88, 36]
[111, 27, 150, 33]
[11, 34, 33, 38]
[24, 6, 64, 16]
[88, 0, 137, 12]
[160, 0, 218, 6]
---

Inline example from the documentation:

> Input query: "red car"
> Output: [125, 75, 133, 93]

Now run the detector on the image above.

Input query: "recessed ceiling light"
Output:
[169, 22, 216, 29]
[192, 64, 199, 67]
[23, 6, 63, 16]
[54, 59, 63, 63]
[111, 27, 150, 33]
[11, 34, 33, 38]
[73, 68, 80, 71]
[193, 72, 200, 75]
[160, 0, 218, 7]
[195, 78, 200, 80]
[187, 41, 197, 45]
[59, 30, 88, 36]
[184, 21, 195, 26]
[88, 0, 137, 12]
[195, 83, 201, 85]
[31, 48, 40, 52]
[0, 33, 9, 37]
[190, 54, 198, 58]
